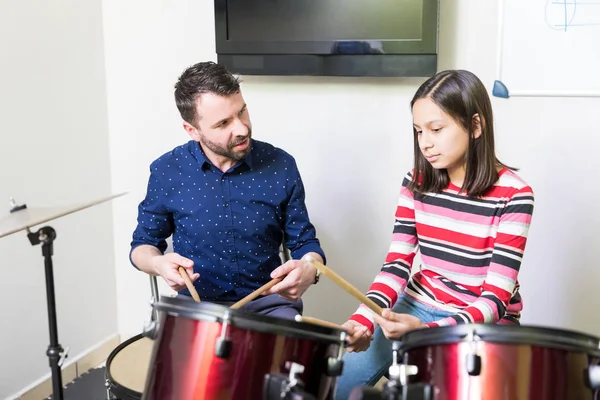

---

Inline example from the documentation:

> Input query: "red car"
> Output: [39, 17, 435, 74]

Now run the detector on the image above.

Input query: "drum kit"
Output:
[2, 195, 600, 400]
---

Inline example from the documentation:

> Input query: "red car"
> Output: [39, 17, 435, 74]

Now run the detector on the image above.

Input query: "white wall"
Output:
[4, 0, 600, 397]
[105, 0, 600, 342]
[0, 0, 118, 398]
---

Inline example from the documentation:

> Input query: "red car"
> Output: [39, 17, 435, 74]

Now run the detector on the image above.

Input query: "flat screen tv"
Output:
[214, 0, 439, 77]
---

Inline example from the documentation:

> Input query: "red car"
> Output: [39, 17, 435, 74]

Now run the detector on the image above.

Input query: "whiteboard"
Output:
[493, 0, 600, 98]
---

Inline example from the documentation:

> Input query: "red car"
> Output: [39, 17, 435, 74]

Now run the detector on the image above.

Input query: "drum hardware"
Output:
[391, 342, 418, 387]
[142, 276, 160, 339]
[348, 341, 432, 400]
[27, 225, 68, 400]
[586, 365, 600, 390]
[215, 309, 233, 358]
[326, 331, 347, 376]
[263, 362, 316, 400]
[1, 193, 126, 400]
[142, 299, 159, 340]
[464, 329, 482, 376]
[9, 197, 27, 213]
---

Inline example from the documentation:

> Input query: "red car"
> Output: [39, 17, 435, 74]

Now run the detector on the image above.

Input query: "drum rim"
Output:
[154, 295, 345, 343]
[397, 324, 600, 356]
[105, 332, 145, 398]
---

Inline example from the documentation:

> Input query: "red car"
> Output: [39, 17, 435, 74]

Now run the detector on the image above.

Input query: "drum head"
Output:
[106, 333, 153, 399]
[398, 324, 600, 356]
[153, 295, 344, 343]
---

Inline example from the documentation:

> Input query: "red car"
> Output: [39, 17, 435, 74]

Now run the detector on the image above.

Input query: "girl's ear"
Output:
[472, 113, 483, 139]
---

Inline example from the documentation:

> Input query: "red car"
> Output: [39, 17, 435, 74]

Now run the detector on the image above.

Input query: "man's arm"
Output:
[130, 166, 198, 291]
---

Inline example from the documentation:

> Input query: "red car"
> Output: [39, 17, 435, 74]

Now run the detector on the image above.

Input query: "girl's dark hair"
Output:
[174, 61, 241, 126]
[407, 69, 515, 197]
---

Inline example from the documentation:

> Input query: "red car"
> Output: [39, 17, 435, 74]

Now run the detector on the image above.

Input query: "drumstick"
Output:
[308, 259, 383, 316]
[295, 315, 348, 331]
[178, 267, 200, 302]
[230, 278, 283, 309]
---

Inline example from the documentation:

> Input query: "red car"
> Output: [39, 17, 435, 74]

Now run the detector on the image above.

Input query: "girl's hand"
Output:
[341, 320, 372, 352]
[373, 309, 426, 340]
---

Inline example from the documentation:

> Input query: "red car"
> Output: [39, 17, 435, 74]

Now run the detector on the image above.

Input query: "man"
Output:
[130, 61, 325, 319]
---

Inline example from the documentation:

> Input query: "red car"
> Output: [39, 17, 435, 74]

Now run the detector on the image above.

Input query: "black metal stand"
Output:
[28, 226, 65, 400]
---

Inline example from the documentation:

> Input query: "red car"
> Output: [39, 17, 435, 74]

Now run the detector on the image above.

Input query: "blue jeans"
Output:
[334, 294, 453, 400]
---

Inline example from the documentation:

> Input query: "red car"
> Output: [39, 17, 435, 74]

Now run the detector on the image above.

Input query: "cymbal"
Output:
[0, 192, 127, 239]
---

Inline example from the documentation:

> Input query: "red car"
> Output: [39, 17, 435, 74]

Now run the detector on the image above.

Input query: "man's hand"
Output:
[372, 309, 426, 340]
[342, 320, 372, 353]
[151, 253, 200, 292]
[263, 252, 322, 300]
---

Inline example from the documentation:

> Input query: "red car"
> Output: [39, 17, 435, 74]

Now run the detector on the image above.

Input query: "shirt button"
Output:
[224, 202, 229, 207]
[231, 257, 236, 263]
[227, 230, 233, 236]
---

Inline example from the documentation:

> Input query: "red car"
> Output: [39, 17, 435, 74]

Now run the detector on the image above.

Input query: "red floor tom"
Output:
[142, 296, 346, 400]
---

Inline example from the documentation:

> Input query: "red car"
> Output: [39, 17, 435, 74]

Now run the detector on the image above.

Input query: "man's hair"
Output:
[407, 69, 515, 197]
[174, 61, 241, 126]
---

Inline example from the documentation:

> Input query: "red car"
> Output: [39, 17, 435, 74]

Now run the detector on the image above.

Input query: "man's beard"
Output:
[199, 128, 252, 161]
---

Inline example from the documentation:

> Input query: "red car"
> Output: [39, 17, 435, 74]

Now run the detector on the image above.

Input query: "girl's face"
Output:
[412, 97, 478, 182]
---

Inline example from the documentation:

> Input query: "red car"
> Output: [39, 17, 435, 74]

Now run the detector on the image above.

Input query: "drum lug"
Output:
[466, 353, 482, 376]
[389, 341, 418, 387]
[326, 331, 346, 376]
[215, 310, 232, 358]
[465, 328, 482, 376]
[585, 365, 600, 389]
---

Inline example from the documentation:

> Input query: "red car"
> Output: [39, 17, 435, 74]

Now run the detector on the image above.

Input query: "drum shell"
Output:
[399, 324, 600, 400]
[142, 297, 344, 400]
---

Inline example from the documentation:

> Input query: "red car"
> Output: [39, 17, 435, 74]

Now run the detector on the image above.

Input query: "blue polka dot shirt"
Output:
[130, 139, 326, 301]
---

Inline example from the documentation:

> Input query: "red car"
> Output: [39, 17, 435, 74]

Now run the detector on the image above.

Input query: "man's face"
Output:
[186, 91, 252, 162]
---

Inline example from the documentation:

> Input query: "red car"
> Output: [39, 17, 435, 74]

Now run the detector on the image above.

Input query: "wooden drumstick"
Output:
[308, 259, 383, 316]
[178, 267, 200, 303]
[295, 315, 348, 332]
[230, 277, 283, 309]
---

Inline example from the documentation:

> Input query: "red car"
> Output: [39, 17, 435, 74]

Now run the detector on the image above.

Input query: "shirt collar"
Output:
[189, 140, 254, 172]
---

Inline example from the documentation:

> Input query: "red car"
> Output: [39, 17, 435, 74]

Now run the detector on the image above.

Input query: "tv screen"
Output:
[214, 0, 439, 77]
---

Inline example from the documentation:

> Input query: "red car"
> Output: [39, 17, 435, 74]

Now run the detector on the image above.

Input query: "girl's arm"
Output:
[349, 172, 419, 332]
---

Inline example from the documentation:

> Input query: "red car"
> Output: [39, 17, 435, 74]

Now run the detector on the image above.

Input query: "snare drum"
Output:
[141, 296, 346, 400]
[397, 324, 600, 400]
[105, 334, 153, 399]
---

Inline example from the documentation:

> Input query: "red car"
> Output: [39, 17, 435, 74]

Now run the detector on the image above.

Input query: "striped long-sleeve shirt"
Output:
[350, 168, 535, 331]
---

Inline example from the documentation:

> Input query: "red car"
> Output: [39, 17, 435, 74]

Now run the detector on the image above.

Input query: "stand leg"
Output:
[29, 227, 64, 400]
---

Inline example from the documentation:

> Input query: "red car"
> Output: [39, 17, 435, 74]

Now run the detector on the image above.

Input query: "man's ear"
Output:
[472, 113, 483, 139]
[183, 121, 200, 141]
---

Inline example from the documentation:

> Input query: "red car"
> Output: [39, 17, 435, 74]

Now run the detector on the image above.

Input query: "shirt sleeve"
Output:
[129, 165, 174, 269]
[350, 173, 418, 332]
[425, 185, 535, 328]
[282, 159, 326, 264]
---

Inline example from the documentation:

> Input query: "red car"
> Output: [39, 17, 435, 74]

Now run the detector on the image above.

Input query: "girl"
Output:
[335, 69, 535, 399]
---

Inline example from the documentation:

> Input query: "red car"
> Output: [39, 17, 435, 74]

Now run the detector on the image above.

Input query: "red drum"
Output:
[141, 296, 346, 400]
[395, 324, 600, 400]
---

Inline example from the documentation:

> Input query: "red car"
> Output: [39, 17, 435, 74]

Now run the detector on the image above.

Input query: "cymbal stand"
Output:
[26, 225, 66, 400]
[13, 194, 67, 400]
